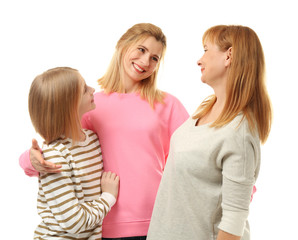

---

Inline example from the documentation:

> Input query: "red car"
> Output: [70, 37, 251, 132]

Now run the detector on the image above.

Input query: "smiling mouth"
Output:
[133, 63, 145, 73]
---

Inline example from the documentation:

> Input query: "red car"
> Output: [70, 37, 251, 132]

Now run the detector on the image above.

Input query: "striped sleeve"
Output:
[38, 146, 112, 234]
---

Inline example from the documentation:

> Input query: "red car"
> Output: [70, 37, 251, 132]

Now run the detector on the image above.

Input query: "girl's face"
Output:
[78, 78, 95, 118]
[197, 41, 231, 89]
[122, 36, 163, 92]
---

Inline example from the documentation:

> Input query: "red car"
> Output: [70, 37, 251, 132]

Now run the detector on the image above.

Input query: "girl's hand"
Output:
[30, 139, 62, 173]
[101, 171, 120, 199]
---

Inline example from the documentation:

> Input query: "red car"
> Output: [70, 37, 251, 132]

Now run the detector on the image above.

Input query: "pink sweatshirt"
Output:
[19, 91, 189, 238]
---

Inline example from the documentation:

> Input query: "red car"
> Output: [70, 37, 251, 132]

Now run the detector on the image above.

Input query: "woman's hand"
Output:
[101, 171, 120, 199]
[30, 139, 62, 173]
[217, 230, 241, 240]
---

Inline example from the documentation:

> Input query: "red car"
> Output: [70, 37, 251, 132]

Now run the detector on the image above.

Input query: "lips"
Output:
[133, 63, 145, 73]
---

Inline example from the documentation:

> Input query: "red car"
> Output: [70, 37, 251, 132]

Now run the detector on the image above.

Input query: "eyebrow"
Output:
[138, 45, 161, 59]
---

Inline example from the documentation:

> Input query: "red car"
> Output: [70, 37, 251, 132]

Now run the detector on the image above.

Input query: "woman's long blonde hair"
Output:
[98, 23, 167, 107]
[193, 25, 272, 143]
[29, 67, 83, 144]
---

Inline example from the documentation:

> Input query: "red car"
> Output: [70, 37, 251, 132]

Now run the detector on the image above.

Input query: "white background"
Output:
[0, 0, 297, 239]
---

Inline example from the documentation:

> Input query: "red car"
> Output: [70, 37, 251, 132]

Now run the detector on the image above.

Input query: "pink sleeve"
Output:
[163, 94, 189, 163]
[168, 95, 189, 136]
[19, 149, 39, 177]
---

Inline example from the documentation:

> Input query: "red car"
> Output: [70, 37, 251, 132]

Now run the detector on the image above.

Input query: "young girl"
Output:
[20, 23, 189, 239]
[147, 25, 272, 240]
[28, 67, 119, 239]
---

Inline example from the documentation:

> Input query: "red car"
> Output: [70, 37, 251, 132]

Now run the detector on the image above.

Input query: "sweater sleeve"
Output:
[218, 124, 260, 236]
[39, 148, 114, 234]
[19, 149, 39, 177]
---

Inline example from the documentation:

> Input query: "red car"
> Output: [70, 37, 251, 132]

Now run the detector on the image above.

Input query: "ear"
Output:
[225, 47, 232, 67]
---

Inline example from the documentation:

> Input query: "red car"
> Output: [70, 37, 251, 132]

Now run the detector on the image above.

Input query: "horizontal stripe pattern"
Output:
[34, 130, 108, 240]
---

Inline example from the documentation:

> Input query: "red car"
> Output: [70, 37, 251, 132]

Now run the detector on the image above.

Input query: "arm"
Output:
[217, 124, 260, 238]
[167, 94, 189, 136]
[20, 112, 93, 175]
[19, 139, 61, 176]
[39, 149, 119, 233]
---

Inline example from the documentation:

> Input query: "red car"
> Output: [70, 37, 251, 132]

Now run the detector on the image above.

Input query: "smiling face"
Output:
[197, 41, 231, 90]
[78, 78, 96, 118]
[122, 36, 163, 92]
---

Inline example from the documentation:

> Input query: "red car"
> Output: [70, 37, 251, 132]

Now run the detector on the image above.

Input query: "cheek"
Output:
[128, 49, 141, 60]
[148, 62, 158, 73]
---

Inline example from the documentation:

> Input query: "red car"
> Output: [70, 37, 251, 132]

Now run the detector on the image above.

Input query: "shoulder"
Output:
[162, 91, 188, 113]
[162, 92, 182, 103]
[161, 92, 186, 110]
[83, 129, 97, 137]
[83, 129, 99, 143]
[94, 91, 106, 99]
[42, 141, 71, 164]
[224, 114, 260, 147]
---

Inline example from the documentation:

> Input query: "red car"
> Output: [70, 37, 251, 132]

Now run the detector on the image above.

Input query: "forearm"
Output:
[219, 132, 259, 236]
[41, 164, 115, 233]
[217, 230, 241, 240]
[42, 174, 116, 234]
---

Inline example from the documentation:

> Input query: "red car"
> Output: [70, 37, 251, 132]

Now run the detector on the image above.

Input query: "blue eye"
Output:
[152, 57, 159, 62]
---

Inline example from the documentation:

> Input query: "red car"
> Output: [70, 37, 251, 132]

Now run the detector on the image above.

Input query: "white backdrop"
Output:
[1, 0, 297, 239]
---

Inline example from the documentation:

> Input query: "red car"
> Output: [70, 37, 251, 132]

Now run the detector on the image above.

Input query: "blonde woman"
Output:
[19, 23, 189, 240]
[28, 67, 119, 239]
[147, 25, 272, 240]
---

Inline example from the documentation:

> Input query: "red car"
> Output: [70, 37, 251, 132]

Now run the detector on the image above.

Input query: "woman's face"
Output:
[197, 41, 230, 88]
[122, 36, 163, 91]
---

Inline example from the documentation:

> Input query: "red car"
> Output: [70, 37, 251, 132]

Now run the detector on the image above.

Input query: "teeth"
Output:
[134, 64, 144, 72]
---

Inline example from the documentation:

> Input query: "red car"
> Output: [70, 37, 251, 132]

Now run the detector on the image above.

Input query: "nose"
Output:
[140, 54, 150, 67]
[197, 58, 202, 67]
[91, 87, 95, 94]
[88, 86, 95, 94]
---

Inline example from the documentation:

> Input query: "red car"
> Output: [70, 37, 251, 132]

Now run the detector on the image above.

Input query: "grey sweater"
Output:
[147, 114, 260, 240]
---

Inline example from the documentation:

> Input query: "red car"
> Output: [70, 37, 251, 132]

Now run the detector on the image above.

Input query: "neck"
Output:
[209, 83, 227, 119]
[122, 75, 140, 93]
[213, 92, 226, 111]
[65, 129, 85, 142]
[124, 82, 140, 93]
[211, 77, 227, 111]
[78, 129, 86, 141]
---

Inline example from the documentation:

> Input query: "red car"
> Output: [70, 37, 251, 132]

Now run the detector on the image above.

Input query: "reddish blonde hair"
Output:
[193, 25, 272, 143]
[29, 67, 83, 144]
[98, 23, 167, 107]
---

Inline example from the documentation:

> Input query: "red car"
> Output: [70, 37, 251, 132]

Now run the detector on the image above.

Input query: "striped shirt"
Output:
[34, 129, 116, 240]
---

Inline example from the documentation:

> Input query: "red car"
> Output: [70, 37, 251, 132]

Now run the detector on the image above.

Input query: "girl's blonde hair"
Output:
[29, 67, 83, 144]
[98, 23, 167, 107]
[193, 25, 272, 143]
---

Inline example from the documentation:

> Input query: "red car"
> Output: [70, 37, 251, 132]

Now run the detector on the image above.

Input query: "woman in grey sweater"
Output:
[147, 25, 272, 240]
